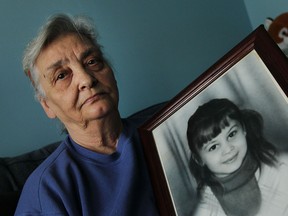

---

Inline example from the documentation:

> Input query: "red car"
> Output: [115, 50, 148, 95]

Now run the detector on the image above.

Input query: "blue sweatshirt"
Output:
[15, 119, 158, 216]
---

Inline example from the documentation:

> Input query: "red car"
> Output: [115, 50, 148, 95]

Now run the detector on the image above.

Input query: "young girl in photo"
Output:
[186, 98, 288, 216]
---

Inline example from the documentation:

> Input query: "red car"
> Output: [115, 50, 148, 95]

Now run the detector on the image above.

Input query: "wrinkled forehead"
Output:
[35, 33, 98, 71]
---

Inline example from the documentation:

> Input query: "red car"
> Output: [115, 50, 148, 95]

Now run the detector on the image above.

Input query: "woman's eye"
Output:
[55, 70, 70, 81]
[86, 58, 104, 70]
[57, 73, 66, 80]
[56, 73, 66, 80]
[87, 59, 97, 65]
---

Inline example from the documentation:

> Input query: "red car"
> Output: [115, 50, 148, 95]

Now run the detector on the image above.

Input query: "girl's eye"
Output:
[208, 144, 217, 152]
[228, 130, 237, 140]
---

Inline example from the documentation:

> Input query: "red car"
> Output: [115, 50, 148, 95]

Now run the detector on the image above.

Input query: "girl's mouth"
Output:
[223, 153, 238, 164]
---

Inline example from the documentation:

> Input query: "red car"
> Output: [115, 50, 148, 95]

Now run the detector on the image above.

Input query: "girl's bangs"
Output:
[196, 116, 231, 149]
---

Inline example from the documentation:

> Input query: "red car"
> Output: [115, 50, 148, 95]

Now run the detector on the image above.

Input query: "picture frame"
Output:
[138, 25, 288, 216]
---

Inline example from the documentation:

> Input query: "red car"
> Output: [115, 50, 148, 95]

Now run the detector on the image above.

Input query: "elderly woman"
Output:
[15, 14, 158, 215]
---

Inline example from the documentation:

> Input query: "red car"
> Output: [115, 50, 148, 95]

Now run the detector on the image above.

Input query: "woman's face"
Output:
[197, 118, 247, 178]
[35, 34, 119, 129]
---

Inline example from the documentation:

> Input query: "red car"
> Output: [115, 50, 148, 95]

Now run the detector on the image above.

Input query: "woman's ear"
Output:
[39, 98, 57, 119]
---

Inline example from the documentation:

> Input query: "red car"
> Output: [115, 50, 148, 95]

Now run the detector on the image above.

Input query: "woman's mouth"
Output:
[82, 92, 106, 106]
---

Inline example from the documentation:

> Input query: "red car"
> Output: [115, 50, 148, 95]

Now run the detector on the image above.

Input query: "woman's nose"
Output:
[77, 67, 97, 91]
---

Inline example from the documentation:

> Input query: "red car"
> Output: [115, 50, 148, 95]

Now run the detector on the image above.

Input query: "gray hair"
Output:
[23, 13, 101, 99]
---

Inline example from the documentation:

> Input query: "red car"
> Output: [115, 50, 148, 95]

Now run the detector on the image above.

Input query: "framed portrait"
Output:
[139, 25, 288, 215]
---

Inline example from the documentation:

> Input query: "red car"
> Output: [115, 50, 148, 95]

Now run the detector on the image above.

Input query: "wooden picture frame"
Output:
[139, 25, 288, 215]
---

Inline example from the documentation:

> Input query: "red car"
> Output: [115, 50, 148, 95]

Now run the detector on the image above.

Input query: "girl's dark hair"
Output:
[186, 98, 277, 191]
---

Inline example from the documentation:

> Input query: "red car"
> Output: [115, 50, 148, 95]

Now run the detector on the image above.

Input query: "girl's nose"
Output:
[222, 142, 235, 155]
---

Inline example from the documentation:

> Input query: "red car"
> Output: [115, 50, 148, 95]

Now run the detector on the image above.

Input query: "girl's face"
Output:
[197, 118, 247, 178]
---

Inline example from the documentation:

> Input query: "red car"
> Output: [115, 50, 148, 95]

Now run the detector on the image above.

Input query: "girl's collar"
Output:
[208, 152, 262, 216]
[209, 152, 259, 193]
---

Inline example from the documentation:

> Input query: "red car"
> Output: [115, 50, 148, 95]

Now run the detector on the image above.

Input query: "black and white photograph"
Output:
[139, 26, 288, 216]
